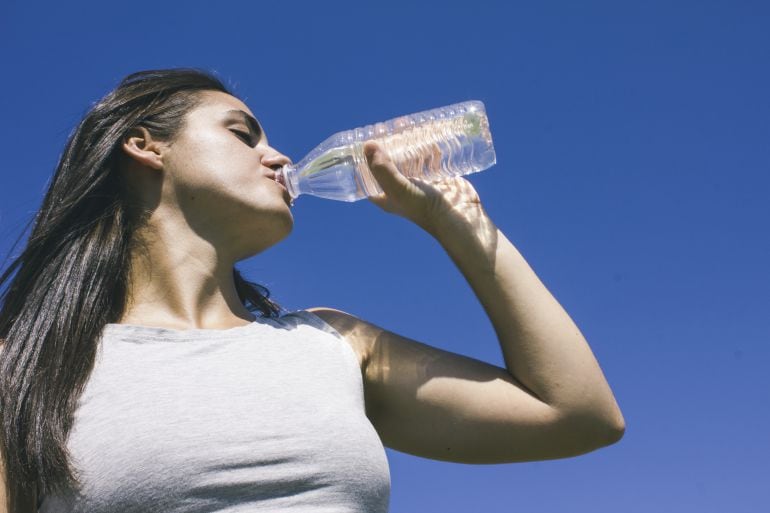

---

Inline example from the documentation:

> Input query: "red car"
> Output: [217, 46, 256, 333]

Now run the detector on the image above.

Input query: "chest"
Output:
[42, 334, 390, 512]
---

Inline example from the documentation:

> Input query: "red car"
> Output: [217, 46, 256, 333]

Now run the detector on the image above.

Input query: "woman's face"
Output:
[159, 90, 294, 258]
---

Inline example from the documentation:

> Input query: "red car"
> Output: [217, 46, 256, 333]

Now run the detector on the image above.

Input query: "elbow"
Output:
[592, 409, 626, 448]
[557, 407, 626, 454]
[572, 418, 625, 456]
[600, 419, 626, 446]
[582, 396, 626, 448]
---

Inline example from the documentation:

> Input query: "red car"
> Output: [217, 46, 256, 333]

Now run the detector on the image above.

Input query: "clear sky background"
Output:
[1, 1, 768, 512]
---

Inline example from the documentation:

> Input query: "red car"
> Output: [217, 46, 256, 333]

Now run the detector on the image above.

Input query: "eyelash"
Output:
[231, 130, 254, 146]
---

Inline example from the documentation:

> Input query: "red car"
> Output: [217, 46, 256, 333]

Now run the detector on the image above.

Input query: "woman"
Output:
[0, 68, 625, 512]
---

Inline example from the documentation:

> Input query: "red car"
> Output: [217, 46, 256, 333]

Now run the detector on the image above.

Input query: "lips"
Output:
[273, 176, 291, 204]
[262, 169, 291, 205]
[265, 169, 286, 186]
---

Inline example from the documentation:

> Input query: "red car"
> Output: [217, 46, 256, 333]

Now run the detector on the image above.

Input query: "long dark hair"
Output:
[0, 68, 282, 510]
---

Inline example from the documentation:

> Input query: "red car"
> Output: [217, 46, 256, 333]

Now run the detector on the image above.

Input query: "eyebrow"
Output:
[225, 109, 264, 140]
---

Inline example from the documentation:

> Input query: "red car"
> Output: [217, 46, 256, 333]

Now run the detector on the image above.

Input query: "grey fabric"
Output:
[39, 310, 390, 512]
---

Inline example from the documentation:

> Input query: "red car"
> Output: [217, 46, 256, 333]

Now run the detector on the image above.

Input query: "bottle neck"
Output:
[278, 164, 300, 200]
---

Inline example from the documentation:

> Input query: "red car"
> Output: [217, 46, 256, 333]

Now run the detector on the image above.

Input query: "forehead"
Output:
[193, 90, 256, 120]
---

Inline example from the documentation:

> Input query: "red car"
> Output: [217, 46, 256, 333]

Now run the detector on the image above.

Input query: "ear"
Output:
[121, 126, 166, 171]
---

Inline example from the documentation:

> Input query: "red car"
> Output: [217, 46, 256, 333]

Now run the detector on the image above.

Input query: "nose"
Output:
[261, 148, 292, 171]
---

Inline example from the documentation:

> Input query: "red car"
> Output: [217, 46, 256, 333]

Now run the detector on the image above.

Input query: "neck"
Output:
[119, 217, 256, 330]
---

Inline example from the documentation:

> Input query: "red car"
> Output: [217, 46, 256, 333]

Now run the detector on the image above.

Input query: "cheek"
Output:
[167, 137, 255, 194]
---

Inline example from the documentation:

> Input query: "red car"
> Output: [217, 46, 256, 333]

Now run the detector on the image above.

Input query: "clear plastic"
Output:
[277, 100, 496, 202]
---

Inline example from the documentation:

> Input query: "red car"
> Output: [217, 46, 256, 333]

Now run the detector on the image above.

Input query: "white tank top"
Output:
[39, 310, 391, 512]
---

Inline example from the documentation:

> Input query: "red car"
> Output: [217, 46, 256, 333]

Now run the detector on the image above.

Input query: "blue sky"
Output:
[1, 1, 768, 511]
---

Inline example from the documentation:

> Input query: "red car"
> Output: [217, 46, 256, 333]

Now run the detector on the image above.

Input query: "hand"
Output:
[364, 141, 488, 236]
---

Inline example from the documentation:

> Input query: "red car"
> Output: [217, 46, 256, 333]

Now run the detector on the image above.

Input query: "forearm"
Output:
[427, 207, 625, 431]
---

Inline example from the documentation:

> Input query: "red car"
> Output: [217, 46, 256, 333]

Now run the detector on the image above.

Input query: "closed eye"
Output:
[231, 129, 255, 146]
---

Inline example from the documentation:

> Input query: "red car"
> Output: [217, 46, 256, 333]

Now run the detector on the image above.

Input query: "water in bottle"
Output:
[276, 101, 496, 202]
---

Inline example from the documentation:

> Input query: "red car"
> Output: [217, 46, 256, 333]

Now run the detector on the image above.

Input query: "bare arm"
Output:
[310, 214, 624, 463]
[429, 208, 625, 432]
[344, 142, 625, 460]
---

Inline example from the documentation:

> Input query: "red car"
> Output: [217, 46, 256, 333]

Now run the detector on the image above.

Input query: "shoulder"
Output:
[304, 307, 381, 371]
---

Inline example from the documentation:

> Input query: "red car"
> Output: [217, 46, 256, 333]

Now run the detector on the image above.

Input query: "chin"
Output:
[238, 211, 294, 258]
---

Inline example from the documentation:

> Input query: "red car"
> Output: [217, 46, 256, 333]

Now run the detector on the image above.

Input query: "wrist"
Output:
[425, 204, 495, 245]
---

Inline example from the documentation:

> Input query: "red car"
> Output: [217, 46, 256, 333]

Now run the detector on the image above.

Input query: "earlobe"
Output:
[121, 126, 165, 171]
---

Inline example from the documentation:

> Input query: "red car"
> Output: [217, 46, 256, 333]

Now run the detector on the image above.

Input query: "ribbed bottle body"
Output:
[282, 101, 496, 202]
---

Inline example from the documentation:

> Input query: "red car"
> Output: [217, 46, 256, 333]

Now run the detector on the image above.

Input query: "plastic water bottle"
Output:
[276, 100, 496, 202]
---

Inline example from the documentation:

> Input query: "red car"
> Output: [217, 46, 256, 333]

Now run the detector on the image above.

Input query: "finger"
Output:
[363, 141, 411, 192]
[366, 192, 389, 210]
